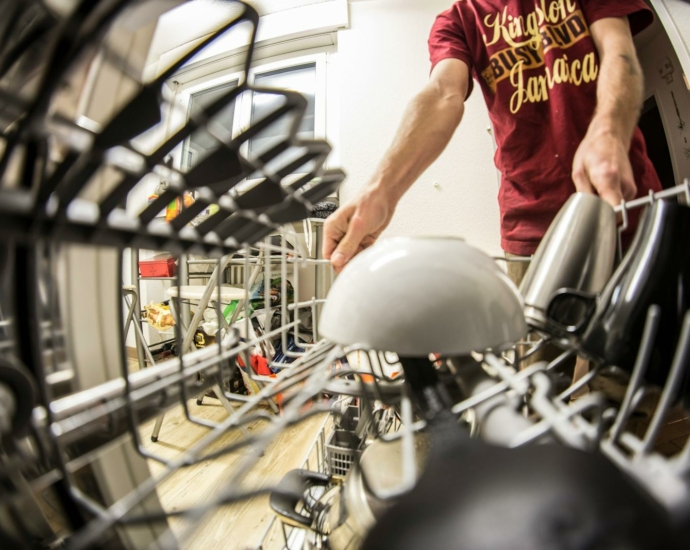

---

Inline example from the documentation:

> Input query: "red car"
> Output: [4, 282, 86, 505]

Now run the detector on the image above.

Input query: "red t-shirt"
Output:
[429, 0, 662, 255]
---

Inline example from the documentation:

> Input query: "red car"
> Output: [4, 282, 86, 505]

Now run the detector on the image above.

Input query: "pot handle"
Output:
[269, 469, 332, 529]
[546, 289, 598, 336]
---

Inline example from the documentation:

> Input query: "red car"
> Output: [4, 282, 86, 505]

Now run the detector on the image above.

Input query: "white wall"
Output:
[336, 0, 502, 255]
[637, 21, 690, 185]
[650, 0, 690, 78]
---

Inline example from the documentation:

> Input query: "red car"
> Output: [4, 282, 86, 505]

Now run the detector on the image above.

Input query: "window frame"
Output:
[180, 78, 242, 171]
[172, 51, 328, 185]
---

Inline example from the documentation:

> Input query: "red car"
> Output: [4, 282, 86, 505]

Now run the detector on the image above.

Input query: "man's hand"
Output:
[572, 128, 636, 206]
[575, 16, 645, 207]
[323, 189, 394, 272]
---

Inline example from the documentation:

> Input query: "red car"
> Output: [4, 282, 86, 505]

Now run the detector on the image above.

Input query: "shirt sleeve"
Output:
[579, 0, 654, 36]
[428, 7, 474, 98]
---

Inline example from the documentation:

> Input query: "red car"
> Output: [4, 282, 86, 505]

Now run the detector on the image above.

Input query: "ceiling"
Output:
[204, 0, 335, 16]
[149, 0, 336, 63]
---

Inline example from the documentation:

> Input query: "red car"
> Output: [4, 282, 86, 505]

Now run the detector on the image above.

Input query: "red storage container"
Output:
[139, 256, 177, 278]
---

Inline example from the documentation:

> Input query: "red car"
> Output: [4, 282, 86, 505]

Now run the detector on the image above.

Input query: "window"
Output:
[177, 54, 326, 186]
[248, 64, 317, 163]
[183, 80, 239, 170]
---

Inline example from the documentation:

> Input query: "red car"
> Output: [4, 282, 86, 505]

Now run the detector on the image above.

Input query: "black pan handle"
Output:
[398, 357, 467, 453]
[546, 288, 598, 336]
[0, 357, 37, 436]
[269, 469, 331, 528]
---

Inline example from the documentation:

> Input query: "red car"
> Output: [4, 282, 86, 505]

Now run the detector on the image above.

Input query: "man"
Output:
[323, 0, 661, 276]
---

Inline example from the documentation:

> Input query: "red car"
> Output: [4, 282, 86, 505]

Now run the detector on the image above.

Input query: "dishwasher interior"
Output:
[0, 1, 689, 549]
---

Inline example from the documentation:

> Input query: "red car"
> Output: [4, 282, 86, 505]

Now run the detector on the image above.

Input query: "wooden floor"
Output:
[140, 398, 326, 550]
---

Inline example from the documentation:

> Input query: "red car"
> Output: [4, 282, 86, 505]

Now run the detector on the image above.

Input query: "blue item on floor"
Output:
[272, 334, 305, 370]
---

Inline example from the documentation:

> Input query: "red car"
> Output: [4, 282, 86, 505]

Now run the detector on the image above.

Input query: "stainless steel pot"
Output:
[546, 199, 690, 404]
[317, 434, 430, 550]
[519, 193, 617, 331]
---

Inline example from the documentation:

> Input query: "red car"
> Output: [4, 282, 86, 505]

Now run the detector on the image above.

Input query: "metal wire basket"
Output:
[325, 429, 363, 478]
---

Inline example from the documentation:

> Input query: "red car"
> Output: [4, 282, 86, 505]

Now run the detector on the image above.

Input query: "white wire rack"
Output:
[4, 228, 349, 549]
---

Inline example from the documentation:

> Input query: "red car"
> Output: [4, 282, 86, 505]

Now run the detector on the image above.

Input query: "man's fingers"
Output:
[572, 134, 638, 209]
[323, 235, 338, 261]
[330, 216, 368, 270]
[333, 244, 367, 274]
[621, 168, 637, 201]
[322, 226, 340, 260]
[597, 187, 624, 207]
[591, 168, 624, 207]
[572, 164, 595, 195]
[322, 211, 349, 260]
[574, 162, 626, 208]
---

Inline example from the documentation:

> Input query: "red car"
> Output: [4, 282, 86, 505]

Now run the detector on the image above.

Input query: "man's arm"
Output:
[324, 58, 470, 271]
[572, 16, 645, 206]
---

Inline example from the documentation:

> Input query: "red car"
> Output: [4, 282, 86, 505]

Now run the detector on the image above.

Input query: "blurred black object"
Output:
[582, 200, 690, 405]
[363, 442, 684, 550]
[310, 201, 338, 219]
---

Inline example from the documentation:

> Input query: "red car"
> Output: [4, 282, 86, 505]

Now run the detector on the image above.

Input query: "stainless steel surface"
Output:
[0, 382, 15, 435]
[520, 193, 617, 329]
[320, 433, 430, 550]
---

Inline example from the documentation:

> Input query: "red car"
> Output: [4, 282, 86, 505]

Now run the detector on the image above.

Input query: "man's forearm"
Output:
[572, 17, 643, 204]
[369, 83, 465, 205]
[588, 21, 644, 146]
[322, 60, 469, 269]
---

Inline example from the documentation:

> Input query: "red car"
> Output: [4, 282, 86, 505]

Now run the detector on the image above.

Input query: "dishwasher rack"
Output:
[0, 1, 689, 549]
[255, 184, 690, 549]
[0, 1, 345, 547]
[255, 316, 690, 549]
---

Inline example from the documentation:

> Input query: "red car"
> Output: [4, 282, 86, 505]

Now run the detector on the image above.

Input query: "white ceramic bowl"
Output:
[319, 237, 527, 357]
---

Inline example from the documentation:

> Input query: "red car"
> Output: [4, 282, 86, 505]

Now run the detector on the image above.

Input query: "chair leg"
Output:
[151, 414, 164, 442]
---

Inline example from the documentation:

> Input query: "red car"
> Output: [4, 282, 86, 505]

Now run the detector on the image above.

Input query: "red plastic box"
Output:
[139, 256, 177, 278]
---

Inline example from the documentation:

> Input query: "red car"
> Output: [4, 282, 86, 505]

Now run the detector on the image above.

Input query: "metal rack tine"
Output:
[614, 181, 690, 215]
[557, 364, 603, 401]
[122, 288, 156, 366]
[676, 423, 690, 475]
[616, 198, 629, 263]
[641, 310, 690, 454]
[609, 305, 662, 442]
